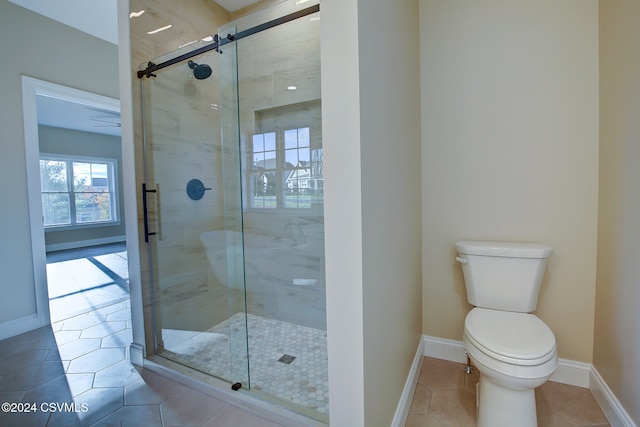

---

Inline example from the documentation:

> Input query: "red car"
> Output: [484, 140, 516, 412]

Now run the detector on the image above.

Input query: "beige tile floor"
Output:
[406, 357, 611, 427]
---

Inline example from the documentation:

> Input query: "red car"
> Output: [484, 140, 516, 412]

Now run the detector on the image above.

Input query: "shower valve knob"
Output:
[186, 179, 211, 200]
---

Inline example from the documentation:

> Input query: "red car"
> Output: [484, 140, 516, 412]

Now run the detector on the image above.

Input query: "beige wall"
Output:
[323, 0, 422, 425]
[360, 0, 422, 422]
[0, 1, 119, 326]
[420, 0, 599, 362]
[595, 0, 640, 424]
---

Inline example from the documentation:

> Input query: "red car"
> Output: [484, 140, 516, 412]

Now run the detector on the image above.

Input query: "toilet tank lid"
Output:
[456, 241, 552, 258]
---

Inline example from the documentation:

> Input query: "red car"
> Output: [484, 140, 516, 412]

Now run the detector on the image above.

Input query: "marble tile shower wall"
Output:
[234, 6, 322, 247]
[130, 0, 325, 349]
[234, 7, 324, 329]
[142, 44, 230, 339]
[130, 0, 232, 350]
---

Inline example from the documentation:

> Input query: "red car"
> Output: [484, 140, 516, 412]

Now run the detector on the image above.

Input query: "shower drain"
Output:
[277, 354, 296, 364]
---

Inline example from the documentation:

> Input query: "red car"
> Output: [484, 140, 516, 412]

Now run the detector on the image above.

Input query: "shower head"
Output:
[188, 60, 212, 80]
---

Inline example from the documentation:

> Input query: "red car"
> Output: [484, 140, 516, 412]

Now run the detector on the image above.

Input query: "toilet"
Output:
[456, 241, 558, 427]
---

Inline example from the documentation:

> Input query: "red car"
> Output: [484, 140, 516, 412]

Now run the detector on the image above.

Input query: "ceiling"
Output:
[11, 0, 259, 138]
[8, 0, 261, 45]
[37, 95, 122, 138]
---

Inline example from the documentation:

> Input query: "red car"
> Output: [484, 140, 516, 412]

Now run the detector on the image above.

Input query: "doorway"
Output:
[21, 76, 124, 327]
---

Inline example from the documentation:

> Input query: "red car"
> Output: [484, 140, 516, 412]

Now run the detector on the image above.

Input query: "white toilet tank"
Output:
[456, 241, 552, 313]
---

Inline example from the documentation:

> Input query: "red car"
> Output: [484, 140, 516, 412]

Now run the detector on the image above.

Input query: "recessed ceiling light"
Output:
[287, 86, 297, 91]
[201, 36, 214, 42]
[147, 25, 172, 35]
[130, 10, 145, 18]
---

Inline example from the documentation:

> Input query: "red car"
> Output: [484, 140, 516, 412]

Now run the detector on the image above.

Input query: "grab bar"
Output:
[142, 183, 157, 242]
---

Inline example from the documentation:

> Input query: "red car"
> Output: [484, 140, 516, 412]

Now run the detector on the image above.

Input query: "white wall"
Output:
[420, 0, 600, 363]
[323, 0, 422, 425]
[0, 1, 119, 329]
[595, 0, 640, 424]
[322, 0, 365, 422]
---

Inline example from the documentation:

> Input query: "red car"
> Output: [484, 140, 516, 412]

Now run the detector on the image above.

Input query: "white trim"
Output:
[0, 314, 41, 341]
[423, 335, 467, 363]
[39, 153, 120, 230]
[422, 335, 590, 387]
[45, 235, 126, 252]
[590, 366, 638, 427]
[117, 0, 147, 365]
[391, 338, 424, 427]
[129, 342, 145, 367]
[21, 75, 121, 337]
[550, 358, 591, 388]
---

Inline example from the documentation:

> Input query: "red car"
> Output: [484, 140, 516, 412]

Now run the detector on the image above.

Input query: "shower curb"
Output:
[143, 356, 327, 427]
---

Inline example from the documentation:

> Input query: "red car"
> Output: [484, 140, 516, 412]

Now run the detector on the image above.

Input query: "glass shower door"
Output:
[217, 27, 252, 390]
[219, 1, 327, 421]
[140, 43, 249, 386]
[140, 0, 326, 420]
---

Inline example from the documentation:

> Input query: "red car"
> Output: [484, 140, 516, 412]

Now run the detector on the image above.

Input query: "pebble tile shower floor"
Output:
[160, 313, 329, 415]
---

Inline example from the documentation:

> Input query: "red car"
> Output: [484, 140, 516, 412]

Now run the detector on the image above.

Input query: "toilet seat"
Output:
[464, 308, 556, 366]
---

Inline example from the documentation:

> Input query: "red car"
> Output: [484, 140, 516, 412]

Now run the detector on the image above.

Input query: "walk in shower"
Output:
[137, 1, 326, 421]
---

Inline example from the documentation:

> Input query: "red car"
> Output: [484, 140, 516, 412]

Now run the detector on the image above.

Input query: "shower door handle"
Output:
[142, 183, 157, 242]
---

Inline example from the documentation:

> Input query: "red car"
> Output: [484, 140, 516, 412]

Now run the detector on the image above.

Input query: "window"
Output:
[40, 155, 118, 228]
[251, 132, 277, 208]
[249, 127, 323, 209]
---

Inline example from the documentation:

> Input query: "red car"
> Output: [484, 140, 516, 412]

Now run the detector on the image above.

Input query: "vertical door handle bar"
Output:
[142, 183, 157, 242]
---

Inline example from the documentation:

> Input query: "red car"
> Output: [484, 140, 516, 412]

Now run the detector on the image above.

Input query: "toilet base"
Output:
[476, 373, 537, 427]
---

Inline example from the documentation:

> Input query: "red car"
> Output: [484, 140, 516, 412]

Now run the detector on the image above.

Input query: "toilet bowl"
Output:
[463, 308, 558, 427]
[455, 241, 557, 427]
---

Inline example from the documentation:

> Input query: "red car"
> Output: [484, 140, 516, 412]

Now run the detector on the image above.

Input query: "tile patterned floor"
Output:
[46, 243, 130, 322]
[406, 356, 611, 427]
[0, 300, 287, 427]
[4, 244, 610, 426]
[160, 313, 330, 416]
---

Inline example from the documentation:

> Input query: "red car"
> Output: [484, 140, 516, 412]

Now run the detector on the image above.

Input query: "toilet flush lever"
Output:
[455, 256, 468, 264]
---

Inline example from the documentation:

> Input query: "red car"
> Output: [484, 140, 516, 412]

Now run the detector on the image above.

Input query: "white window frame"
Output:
[40, 153, 119, 231]
[248, 126, 323, 210]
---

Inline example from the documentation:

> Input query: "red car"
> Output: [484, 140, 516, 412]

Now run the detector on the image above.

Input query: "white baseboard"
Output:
[590, 366, 638, 427]
[422, 335, 590, 387]
[423, 335, 467, 364]
[391, 338, 424, 427]
[46, 235, 126, 252]
[0, 313, 42, 341]
[550, 358, 591, 388]
[129, 342, 145, 367]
